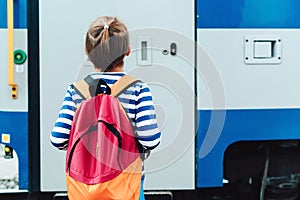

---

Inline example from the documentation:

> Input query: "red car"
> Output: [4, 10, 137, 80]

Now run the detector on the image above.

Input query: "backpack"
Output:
[65, 75, 143, 200]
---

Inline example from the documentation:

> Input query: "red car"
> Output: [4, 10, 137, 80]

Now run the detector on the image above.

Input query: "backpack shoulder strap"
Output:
[111, 75, 151, 160]
[72, 80, 90, 100]
[111, 75, 140, 97]
[72, 74, 139, 99]
[72, 75, 98, 100]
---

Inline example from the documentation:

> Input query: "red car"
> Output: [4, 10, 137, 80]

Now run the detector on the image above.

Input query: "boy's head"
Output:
[85, 16, 129, 71]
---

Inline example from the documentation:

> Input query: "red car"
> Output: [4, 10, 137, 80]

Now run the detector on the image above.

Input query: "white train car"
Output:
[1, 0, 300, 199]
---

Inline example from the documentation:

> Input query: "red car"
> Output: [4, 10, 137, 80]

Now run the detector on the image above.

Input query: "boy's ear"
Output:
[125, 46, 131, 56]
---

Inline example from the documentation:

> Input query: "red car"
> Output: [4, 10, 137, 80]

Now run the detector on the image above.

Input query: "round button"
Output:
[14, 50, 27, 65]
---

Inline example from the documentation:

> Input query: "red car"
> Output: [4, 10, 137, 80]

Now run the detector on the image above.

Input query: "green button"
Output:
[14, 50, 27, 65]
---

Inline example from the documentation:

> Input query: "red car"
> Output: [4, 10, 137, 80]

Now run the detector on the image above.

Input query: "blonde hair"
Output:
[85, 16, 129, 71]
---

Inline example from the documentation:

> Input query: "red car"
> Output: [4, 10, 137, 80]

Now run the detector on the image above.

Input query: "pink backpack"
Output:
[65, 75, 143, 200]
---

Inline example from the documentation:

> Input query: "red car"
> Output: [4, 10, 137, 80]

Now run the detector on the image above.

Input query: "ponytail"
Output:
[85, 16, 129, 71]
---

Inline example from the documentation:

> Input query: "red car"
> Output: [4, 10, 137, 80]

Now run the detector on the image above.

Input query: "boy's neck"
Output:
[106, 65, 124, 72]
[94, 64, 124, 72]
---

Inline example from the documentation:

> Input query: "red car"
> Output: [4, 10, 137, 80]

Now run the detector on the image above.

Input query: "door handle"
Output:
[7, 0, 18, 99]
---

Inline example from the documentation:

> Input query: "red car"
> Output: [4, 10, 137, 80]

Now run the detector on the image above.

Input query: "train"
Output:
[1, 0, 300, 199]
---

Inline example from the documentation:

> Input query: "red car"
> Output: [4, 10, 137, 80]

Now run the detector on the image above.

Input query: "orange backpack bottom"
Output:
[66, 158, 142, 200]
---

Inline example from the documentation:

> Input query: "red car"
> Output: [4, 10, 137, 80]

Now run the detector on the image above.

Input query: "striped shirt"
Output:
[50, 72, 161, 153]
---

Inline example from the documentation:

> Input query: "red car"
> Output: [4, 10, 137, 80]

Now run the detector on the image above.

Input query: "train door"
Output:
[0, 0, 29, 192]
[39, 0, 195, 192]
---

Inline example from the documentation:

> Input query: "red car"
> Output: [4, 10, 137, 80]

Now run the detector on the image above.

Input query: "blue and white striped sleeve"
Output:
[135, 83, 161, 150]
[50, 85, 79, 150]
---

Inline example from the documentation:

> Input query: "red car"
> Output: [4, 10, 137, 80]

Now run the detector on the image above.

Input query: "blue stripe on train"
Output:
[197, 0, 300, 28]
[0, 0, 27, 28]
[0, 111, 28, 190]
[197, 108, 300, 188]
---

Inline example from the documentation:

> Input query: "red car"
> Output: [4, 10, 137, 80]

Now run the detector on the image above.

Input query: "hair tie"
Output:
[104, 24, 109, 29]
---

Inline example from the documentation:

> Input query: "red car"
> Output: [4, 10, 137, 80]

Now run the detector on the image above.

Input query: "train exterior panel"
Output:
[197, 0, 300, 188]
[0, 0, 28, 191]
[39, 0, 195, 191]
